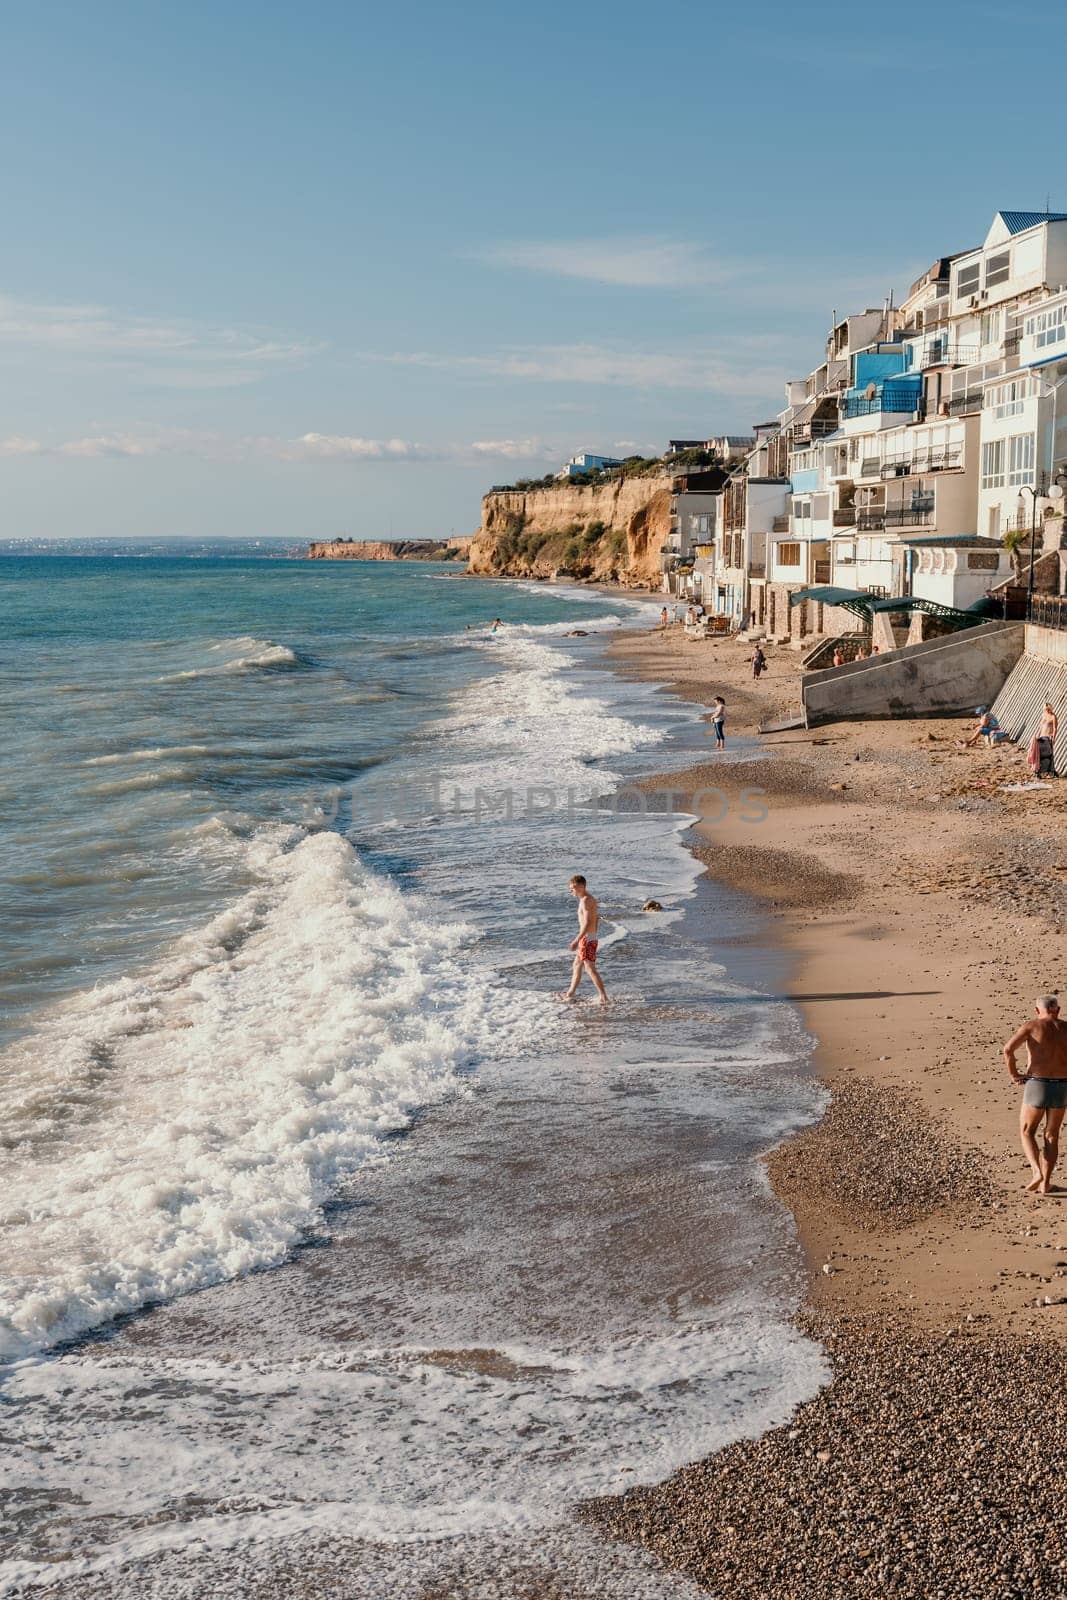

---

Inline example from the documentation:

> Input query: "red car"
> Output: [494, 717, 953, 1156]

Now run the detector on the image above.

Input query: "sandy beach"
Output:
[584, 621, 1067, 1599]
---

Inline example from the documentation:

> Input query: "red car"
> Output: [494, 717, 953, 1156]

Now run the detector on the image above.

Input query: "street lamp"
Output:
[1017, 466, 1067, 619]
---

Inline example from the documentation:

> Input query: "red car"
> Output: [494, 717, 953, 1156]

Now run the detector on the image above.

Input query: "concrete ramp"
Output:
[992, 625, 1067, 770]
[801, 620, 1024, 728]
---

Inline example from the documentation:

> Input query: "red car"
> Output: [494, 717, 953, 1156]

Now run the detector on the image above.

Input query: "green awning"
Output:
[789, 586, 870, 608]
[789, 586, 877, 620]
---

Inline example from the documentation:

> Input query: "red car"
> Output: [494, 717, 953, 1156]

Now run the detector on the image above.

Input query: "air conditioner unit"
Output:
[967, 296, 979, 308]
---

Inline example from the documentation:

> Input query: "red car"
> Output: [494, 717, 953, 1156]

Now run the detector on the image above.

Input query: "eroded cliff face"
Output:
[467, 476, 672, 586]
[306, 538, 471, 560]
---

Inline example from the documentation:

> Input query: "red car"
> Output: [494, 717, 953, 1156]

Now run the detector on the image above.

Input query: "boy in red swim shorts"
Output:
[559, 874, 609, 1006]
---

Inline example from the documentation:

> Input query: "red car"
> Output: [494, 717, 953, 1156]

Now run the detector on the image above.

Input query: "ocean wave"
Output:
[84, 745, 213, 767]
[0, 828, 559, 1362]
[158, 637, 303, 682]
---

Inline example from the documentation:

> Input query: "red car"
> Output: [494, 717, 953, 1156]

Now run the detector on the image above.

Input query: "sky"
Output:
[3, 0, 1066, 541]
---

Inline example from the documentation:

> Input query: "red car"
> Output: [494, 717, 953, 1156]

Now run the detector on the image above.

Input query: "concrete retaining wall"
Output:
[802, 621, 1025, 727]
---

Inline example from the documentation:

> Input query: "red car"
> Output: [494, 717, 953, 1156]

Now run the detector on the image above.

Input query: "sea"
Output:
[0, 549, 828, 1599]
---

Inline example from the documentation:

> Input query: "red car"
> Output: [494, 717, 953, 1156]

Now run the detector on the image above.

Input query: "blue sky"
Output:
[3, 0, 1066, 540]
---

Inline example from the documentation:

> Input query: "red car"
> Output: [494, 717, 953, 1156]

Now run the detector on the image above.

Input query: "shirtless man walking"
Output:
[1003, 996, 1067, 1193]
[559, 873, 608, 1005]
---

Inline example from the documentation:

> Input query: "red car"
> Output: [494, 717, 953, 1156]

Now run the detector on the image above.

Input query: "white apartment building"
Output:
[709, 211, 1067, 639]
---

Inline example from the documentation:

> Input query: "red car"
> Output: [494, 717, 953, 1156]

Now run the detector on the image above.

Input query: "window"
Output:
[1026, 304, 1067, 349]
[985, 251, 1011, 289]
[988, 504, 1001, 539]
[986, 377, 1028, 418]
[1008, 432, 1035, 487]
[956, 261, 981, 298]
[777, 542, 801, 566]
[981, 440, 1005, 489]
[980, 310, 1001, 346]
[792, 499, 811, 519]
[693, 513, 714, 536]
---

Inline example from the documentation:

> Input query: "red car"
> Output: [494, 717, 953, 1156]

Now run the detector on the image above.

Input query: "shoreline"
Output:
[583, 621, 1067, 1598]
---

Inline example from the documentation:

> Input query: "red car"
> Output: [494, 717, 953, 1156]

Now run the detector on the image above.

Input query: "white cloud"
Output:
[287, 433, 424, 460]
[468, 438, 550, 459]
[0, 428, 555, 465]
[0, 292, 319, 388]
[375, 343, 784, 396]
[0, 435, 46, 457]
[478, 238, 732, 289]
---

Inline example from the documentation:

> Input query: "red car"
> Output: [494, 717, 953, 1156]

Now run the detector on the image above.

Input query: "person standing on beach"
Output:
[1003, 997, 1067, 1193]
[711, 697, 726, 748]
[558, 874, 608, 1005]
[751, 645, 766, 679]
[660, 606, 669, 629]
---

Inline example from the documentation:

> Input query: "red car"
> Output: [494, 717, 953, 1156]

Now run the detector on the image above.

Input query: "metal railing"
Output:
[843, 391, 922, 418]
[920, 344, 979, 369]
[855, 507, 933, 530]
[1003, 332, 1022, 357]
[944, 391, 983, 415]
[833, 508, 855, 526]
[1030, 595, 1067, 631]
[884, 505, 935, 528]
[880, 446, 963, 478]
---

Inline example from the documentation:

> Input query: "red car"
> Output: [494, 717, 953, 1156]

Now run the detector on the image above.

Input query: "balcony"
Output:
[880, 446, 963, 479]
[859, 456, 881, 478]
[833, 508, 856, 527]
[943, 390, 983, 416]
[884, 505, 935, 529]
[771, 514, 790, 533]
[919, 343, 979, 370]
[794, 416, 839, 441]
[858, 505, 935, 531]
[1003, 331, 1022, 358]
[843, 386, 923, 419]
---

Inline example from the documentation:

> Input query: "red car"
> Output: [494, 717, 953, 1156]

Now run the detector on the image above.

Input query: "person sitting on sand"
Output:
[964, 707, 1005, 748]
[558, 874, 608, 1005]
[1004, 997, 1067, 1193]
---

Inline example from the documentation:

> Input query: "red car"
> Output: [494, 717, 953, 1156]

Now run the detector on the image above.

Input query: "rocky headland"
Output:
[467, 472, 675, 587]
[306, 538, 471, 560]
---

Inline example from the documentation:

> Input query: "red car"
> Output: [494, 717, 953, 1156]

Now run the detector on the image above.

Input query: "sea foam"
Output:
[0, 828, 555, 1362]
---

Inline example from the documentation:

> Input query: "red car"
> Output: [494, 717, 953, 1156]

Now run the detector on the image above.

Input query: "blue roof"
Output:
[998, 210, 1067, 236]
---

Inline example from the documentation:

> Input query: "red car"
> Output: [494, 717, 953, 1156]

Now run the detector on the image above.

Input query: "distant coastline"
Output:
[305, 537, 472, 561]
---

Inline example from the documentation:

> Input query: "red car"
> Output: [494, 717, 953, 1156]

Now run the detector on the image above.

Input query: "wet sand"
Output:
[583, 622, 1067, 1597]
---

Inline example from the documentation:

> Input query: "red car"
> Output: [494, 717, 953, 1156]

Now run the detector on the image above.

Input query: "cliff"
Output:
[306, 537, 472, 561]
[467, 475, 674, 586]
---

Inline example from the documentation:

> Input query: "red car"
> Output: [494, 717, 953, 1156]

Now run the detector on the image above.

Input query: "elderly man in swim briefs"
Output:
[1003, 996, 1067, 1194]
[558, 874, 608, 1006]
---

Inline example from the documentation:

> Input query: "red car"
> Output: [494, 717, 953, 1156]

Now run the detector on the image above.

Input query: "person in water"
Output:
[1004, 996, 1067, 1193]
[491, 618, 503, 632]
[558, 874, 608, 1005]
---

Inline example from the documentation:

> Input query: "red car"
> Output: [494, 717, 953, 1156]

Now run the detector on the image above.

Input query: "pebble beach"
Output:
[586, 621, 1067, 1599]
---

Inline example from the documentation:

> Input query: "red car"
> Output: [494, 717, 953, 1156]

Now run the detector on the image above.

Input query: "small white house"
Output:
[904, 533, 1011, 610]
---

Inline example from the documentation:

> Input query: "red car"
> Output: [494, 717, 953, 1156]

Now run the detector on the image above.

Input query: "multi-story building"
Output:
[696, 211, 1067, 640]
[659, 467, 728, 597]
